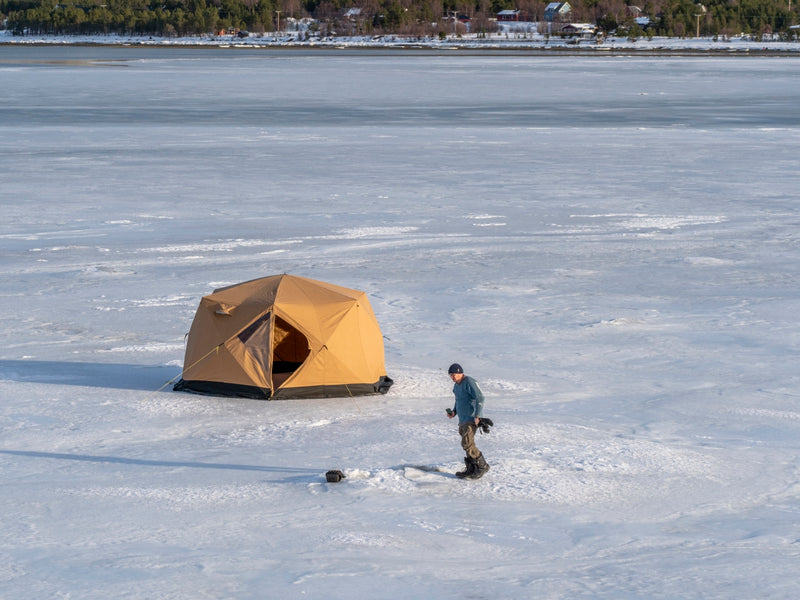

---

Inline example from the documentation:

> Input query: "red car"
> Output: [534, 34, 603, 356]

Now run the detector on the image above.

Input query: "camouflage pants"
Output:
[458, 422, 481, 459]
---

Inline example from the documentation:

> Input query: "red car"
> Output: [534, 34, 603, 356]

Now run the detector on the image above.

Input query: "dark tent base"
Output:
[173, 376, 393, 400]
[172, 379, 271, 399]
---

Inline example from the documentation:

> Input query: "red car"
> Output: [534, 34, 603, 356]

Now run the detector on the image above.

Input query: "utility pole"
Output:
[694, 4, 706, 39]
[275, 10, 281, 34]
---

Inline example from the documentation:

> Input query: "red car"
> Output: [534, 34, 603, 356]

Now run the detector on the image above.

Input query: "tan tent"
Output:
[174, 274, 393, 399]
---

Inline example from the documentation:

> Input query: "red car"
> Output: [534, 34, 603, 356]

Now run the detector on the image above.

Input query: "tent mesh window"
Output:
[237, 312, 271, 344]
[238, 312, 272, 377]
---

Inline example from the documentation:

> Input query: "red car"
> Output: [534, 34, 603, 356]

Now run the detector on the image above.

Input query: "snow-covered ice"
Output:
[1, 47, 800, 598]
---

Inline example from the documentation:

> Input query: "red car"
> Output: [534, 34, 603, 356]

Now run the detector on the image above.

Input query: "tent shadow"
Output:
[0, 360, 179, 392]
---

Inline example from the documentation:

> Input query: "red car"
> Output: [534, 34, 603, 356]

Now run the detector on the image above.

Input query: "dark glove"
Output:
[325, 469, 346, 482]
[478, 417, 494, 434]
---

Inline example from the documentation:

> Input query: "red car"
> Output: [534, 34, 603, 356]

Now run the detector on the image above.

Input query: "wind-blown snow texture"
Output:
[2, 48, 800, 599]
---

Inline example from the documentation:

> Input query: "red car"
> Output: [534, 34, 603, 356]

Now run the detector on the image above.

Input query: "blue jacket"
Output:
[452, 375, 484, 424]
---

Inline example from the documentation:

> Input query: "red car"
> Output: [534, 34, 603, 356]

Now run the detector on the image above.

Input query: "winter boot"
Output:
[467, 454, 490, 480]
[456, 456, 476, 479]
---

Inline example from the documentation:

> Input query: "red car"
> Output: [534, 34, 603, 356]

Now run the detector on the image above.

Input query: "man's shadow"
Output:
[0, 449, 323, 482]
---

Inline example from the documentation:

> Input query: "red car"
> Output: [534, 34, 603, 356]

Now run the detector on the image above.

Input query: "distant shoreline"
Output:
[3, 45, 797, 57]
[2, 32, 800, 55]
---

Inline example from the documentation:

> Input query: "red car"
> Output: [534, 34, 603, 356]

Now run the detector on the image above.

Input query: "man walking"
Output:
[446, 363, 490, 479]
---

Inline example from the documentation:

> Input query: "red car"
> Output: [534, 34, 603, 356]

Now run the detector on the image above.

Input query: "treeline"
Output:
[1, 0, 797, 39]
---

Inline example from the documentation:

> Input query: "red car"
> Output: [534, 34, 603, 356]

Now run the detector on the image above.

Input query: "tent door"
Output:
[271, 316, 310, 389]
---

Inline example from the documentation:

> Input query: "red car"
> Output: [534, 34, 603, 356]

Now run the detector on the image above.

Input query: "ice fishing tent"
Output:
[173, 274, 393, 399]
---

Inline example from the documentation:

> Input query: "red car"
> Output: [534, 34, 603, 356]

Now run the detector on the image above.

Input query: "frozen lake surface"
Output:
[2, 48, 800, 598]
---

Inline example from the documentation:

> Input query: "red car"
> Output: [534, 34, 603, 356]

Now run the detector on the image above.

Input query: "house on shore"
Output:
[497, 10, 527, 22]
[544, 2, 571, 22]
[561, 23, 598, 39]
